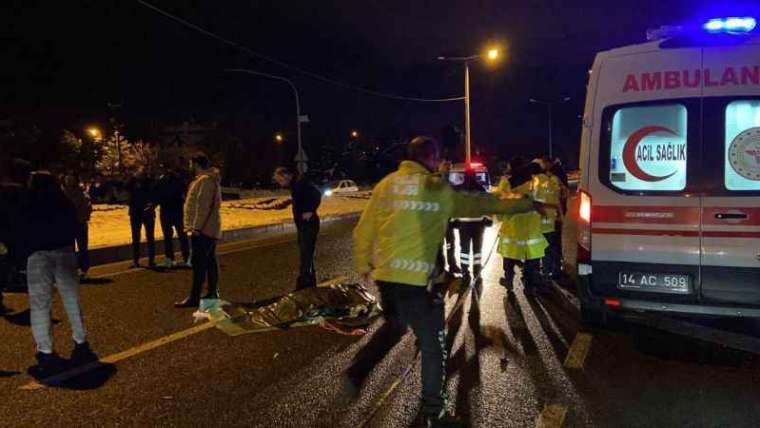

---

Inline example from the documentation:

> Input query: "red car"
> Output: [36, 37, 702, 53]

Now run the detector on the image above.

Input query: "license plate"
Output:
[618, 272, 691, 294]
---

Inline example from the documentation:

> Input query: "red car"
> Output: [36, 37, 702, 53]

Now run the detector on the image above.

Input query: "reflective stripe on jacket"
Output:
[532, 173, 561, 233]
[353, 161, 534, 286]
[494, 177, 548, 261]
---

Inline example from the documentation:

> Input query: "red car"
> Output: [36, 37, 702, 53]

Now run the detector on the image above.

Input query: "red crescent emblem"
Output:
[622, 126, 678, 182]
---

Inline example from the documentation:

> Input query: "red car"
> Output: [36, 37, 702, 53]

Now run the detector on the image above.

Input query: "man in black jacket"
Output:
[274, 167, 322, 289]
[126, 170, 157, 269]
[0, 158, 32, 313]
[155, 165, 190, 268]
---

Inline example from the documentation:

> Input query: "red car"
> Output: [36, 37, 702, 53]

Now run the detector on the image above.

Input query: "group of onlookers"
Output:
[0, 151, 326, 379]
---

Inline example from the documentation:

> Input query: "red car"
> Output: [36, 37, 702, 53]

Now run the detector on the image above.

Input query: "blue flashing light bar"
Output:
[703, 17, 756, 33]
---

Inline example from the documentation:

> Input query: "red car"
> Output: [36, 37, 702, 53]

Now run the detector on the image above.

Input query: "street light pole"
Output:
[225, 69, 307, 174]
[464, 62, 471, 164]
[438, 48, 499, 165]
[529, 97, 571, 159]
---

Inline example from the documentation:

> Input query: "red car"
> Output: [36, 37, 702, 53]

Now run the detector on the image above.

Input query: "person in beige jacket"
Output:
[175, 153, 222, 308]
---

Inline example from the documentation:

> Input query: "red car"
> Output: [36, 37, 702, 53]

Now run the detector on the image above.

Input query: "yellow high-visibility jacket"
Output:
[532, 172, 561, 234]
[494, 176, 548, 261]
[353, 161, 534, 286]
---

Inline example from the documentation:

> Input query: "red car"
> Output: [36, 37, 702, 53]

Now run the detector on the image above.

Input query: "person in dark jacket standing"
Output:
[21, 172, 96, 377]
[62, 175, 93, 279]
[0, 158, 32, 314]
[155, 164, 190, 268]
[273, 167, 322, 289]
[126, 169, 157, 269]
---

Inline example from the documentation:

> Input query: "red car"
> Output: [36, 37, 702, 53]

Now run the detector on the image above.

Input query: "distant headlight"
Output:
[324, 189, 333, 196]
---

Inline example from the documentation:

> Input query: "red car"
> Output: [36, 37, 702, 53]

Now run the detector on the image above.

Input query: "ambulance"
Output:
[576, 17, 760, 324]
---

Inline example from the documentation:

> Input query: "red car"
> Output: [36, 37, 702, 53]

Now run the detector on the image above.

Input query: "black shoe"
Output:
[174, 297, 200, 308]
[499, 277, 514, 292]
[71, 342, 98, 366]
[424, 411, 464, 428]
[29, 352, 67, 379]
[202, 292, 220, 300]
[129, 262, 140, 269]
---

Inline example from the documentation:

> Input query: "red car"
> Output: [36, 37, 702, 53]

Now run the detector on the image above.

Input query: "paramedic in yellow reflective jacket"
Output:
[346, 137, 543, 427]
[532, 158, 563, 280]
[496, 158, 549, 297]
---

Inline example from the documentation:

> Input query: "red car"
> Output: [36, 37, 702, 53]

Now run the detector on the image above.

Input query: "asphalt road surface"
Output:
[2, 216, 760, 427]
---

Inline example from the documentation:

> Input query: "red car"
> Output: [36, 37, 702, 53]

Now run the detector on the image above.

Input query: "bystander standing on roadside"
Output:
[19, 172, 96, 378]
[62, 174, 93, 280]
[155, 164, 190, 268]
[273, 166, 322, 290]
[175, 153, 222, 308]
[126, 169, 157, 269]
[0, 158, 32, 314]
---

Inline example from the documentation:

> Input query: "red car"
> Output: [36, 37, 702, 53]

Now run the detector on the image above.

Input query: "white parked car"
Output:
[324, 179, 359, 196]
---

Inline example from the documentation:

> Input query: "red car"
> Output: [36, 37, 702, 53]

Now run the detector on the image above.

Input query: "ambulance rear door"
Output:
[589, 46, 703, 302]
[699, 42, 760, 306]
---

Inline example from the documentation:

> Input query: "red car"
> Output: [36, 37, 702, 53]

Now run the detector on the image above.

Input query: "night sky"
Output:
[3, 0, 756, 168]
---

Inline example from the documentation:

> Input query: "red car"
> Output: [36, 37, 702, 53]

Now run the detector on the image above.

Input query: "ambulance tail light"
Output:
[577, 189, 592, 265]
[579, 190, 591, 224]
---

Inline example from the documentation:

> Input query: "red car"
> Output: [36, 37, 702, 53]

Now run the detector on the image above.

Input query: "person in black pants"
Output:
[126, 170, 156, 269]
[175, 153, 222, 308]
[273, 167, 322, 290]
[62, 175, 92, 279]
[0, 158, 32, 313]
[155, 165, 190, 268]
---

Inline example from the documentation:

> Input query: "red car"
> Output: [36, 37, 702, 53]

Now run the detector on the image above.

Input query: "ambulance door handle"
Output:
[714, 213, 748, 220]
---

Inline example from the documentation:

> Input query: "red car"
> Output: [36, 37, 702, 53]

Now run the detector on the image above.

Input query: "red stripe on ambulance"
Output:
[593, 205, 700, 224]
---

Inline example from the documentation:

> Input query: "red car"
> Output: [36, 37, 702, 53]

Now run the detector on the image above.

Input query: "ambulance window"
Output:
[608, 104, 688, 192]
[724, 100, 760, 191]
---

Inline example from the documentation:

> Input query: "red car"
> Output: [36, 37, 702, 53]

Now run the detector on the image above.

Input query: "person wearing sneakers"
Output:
[20, 172, 96, 378]
[175, 153, 222, 308]
[347, 136, 544, 428]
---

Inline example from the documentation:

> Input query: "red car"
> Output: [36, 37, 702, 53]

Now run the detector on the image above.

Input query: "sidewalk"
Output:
[89, 195, 368, 249]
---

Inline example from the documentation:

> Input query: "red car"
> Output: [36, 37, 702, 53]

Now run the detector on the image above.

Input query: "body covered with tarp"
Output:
[198, 283, 381, 336]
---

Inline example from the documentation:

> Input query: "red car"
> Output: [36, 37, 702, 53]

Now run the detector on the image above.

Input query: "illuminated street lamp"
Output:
[350, 130, 359, 139]
[274, 133, 284, 144]
[87, 126, 102, 141]
[438, 45, 502, 164]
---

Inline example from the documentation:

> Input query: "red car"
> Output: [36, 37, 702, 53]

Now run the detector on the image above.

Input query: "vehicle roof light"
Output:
[703, 17, 756, 33]
[647, 17, 757, 41]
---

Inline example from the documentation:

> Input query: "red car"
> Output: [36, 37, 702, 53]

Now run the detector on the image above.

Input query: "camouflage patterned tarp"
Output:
[198, 283, 382, 336]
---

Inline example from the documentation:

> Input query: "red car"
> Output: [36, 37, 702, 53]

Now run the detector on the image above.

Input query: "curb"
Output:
[88, 212, 361, 267]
